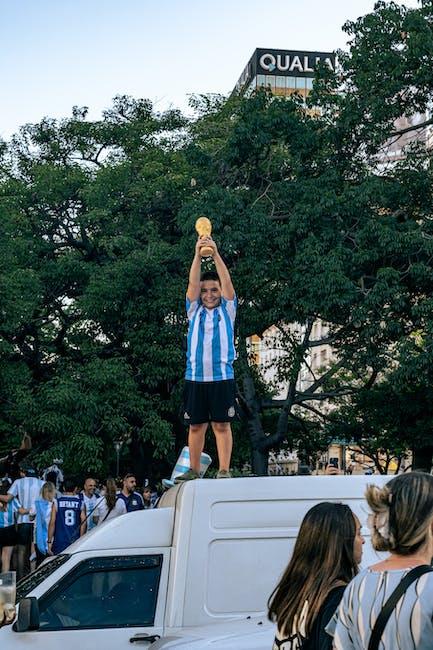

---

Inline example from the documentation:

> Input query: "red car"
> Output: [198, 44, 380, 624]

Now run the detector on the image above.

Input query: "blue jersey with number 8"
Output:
[52, 495, 83, 554]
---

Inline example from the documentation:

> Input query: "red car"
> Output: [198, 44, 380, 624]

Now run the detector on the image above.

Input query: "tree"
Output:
[2, 2, 433, 477]
[185, 1, 433, 473]
[0, 97, 192, 478]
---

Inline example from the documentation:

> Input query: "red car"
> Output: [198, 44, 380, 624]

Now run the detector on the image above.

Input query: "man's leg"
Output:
[211, 422, 233, 472]
[15, 544, 29, 581]
[15, 524, 32, 580]
[188, 423, 208, 473]
[1, 546, 13, 572]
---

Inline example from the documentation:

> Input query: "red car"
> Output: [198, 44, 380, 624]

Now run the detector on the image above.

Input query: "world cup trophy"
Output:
[195, 217, 213, 257]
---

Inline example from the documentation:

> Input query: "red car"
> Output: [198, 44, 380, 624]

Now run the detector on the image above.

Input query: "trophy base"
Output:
[200, 246, 214, 257]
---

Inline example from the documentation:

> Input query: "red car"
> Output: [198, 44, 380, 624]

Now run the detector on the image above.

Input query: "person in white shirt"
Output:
[80, 477, 99, 531]
[0, 463, 43, 579]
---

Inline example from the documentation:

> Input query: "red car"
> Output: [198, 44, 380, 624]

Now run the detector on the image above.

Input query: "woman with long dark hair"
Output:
[94, 478, 124, 525]
[268, 502, 364, 649]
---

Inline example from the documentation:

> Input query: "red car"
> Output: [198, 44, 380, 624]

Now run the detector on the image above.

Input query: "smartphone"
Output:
[329, 457, 339, 469]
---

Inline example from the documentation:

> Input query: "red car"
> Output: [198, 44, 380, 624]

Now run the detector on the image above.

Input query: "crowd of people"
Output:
[0, 462, 158, 580]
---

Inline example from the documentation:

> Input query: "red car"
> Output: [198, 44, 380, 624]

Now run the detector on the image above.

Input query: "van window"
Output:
[38, 555, 162, 630]
[17, 554, 70, 601]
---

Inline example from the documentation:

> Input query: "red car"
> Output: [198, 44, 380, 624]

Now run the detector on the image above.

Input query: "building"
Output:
[234, 48, 336, 99]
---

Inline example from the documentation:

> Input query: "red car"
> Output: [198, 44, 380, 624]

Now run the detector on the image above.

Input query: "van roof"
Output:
[66, 505, 175, 552]
[158, 474, 390, 507]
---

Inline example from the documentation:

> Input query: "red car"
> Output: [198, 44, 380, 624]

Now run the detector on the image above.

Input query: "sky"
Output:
[0, 0, 419, 140]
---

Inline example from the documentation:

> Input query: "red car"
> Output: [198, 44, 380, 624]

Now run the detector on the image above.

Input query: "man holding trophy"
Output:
[176, 218, 237, 482]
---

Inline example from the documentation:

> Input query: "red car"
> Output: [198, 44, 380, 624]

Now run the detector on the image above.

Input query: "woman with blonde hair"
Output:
[328, 472, 433, 649]
[30, 481, 56, 566]
[268, 502, 364, 649]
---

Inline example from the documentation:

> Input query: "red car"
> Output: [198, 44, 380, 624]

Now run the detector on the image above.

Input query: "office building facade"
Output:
[234, 48, 336, 99]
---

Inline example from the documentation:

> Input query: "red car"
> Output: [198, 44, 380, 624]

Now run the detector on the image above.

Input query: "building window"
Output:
[257, 74, 266, 87]
[265, 75, 276, 90]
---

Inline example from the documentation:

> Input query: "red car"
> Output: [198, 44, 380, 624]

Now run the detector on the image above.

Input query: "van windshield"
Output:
[16, 555, 70, 602]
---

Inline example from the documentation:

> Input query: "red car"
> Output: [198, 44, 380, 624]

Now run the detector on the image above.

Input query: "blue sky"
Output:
[1, 0, 417, 139]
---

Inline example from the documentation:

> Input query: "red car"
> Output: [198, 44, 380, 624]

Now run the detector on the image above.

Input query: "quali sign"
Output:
[234, 48, 336, 92]
[258, 49, 335, 76]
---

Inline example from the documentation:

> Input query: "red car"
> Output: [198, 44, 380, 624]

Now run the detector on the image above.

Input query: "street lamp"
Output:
[114, 440, 122, 477]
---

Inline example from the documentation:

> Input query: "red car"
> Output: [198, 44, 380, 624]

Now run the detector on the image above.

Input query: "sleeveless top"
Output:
[52, 494, 83, 554]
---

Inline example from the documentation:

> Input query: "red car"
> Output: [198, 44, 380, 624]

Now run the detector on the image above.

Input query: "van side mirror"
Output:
[13, 598, 40, 632]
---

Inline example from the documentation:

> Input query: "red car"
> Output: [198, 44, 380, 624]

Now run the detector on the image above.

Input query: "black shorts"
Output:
[184, 380, 236, 425]
[16, 523, 33, 546]
[0, 525, 17, 547]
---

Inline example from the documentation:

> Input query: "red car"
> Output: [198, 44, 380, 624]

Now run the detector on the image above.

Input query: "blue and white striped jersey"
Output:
[8, 476, 44, 524]
[185, 295, 237, 382]
[80, 492, 99, 531]
[0, 497, 21, 528]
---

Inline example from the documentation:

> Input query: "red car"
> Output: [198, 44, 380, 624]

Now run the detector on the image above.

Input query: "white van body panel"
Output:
[153, 617, 276, 648]
[162, 475, 388, 628]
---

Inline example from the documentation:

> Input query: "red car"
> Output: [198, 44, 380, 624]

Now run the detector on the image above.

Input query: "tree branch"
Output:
[390, 117, 433, 138]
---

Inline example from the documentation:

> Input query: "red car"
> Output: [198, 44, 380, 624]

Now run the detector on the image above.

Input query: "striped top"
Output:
[0, 497, 21, 528]
[8, 476, 44, 524]
[326, 568, 433, 649]
[32, 499, 54, 554]
[81, 492, 99, 531]
[185, 295, 237, 382]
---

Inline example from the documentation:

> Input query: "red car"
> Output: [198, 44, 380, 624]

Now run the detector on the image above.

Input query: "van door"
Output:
[8, 551, 169, 650]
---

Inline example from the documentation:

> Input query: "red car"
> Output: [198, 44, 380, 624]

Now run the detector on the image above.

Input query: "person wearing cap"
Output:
[0, 463, 43, 579]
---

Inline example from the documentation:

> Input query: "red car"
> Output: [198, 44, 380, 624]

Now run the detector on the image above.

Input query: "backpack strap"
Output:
[368, 565, 433, 650]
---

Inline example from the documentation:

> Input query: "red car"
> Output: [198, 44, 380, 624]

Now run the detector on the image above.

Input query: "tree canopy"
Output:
[1, 1, 433, 478]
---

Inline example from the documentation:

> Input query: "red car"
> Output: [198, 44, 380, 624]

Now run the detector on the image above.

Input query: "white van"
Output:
[1, 475, 387, 649]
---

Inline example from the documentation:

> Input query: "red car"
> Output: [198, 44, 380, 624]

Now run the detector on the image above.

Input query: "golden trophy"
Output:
[195, 217, 214, 257]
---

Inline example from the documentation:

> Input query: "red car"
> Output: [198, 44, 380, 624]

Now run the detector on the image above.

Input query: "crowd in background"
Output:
[0, 461, 158, 580]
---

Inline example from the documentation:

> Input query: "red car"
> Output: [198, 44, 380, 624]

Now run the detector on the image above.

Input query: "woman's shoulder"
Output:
[341, 566, 433, 607]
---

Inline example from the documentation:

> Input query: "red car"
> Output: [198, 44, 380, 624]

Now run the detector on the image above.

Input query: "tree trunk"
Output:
[238, 353, 269, 476]
[251, 446, 269, 476]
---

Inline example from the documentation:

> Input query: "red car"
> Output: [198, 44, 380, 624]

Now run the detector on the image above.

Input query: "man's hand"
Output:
[325, 464, 341, 475]
[20, 433, 32, 450]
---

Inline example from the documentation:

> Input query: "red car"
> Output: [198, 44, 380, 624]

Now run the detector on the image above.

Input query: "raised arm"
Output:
[186, 238, 206, 302]
[208, 239, 235, 300]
